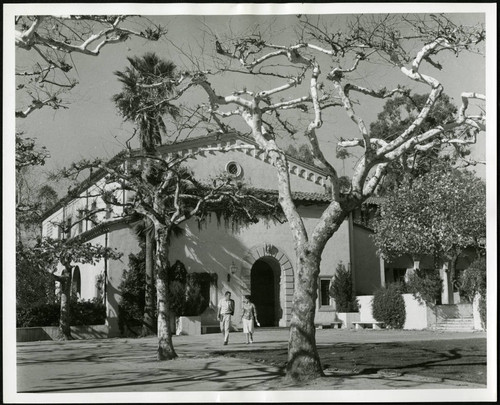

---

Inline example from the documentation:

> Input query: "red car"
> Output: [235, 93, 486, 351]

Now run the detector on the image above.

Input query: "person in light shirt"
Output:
[217, 291, 235, 345]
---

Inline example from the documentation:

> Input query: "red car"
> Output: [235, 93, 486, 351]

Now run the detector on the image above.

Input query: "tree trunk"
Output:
[58, 265, 73, 340]
[155, 229, 177, 360]
[141, 230, 156, 336]
[286, 248, 324, 382]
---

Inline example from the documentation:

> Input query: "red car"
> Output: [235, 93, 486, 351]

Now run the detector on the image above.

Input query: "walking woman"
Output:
[241, 295, 259, 344]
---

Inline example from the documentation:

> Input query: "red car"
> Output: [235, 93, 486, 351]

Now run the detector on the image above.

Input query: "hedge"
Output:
[17, 298, 106, 328]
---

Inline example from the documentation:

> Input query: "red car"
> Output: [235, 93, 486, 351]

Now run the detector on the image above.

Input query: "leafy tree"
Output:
[285, 144, 316, 166]
[459, 256, 486, 302]
[15, 132, 58, 243]
[373, 164, 486, 280]
[370, 93, 463, 193]
[21, 228, 122, 340]
[166, 14, 486, 381]
[113, 53, 180, 151]
[15, 132, 50, 170]
[329, 262, 358, 312]
[406, 269, 443, 305]
[16, 241, 57, 309]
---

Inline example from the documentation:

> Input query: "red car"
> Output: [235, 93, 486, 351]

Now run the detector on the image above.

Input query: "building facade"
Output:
[41, 133, 384, 336]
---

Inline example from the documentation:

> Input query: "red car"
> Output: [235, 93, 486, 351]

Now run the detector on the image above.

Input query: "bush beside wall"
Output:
[17, 298, 106, 327]
[372, 283, 406, 329]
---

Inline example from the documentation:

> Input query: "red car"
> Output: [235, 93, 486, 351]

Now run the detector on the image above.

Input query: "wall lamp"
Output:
[228, 261, 238, 282]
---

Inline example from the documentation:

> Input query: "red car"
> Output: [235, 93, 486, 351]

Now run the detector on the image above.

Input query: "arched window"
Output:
[72, 266, 81, 299]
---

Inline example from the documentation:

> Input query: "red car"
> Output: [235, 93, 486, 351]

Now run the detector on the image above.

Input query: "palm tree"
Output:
[113, 53, 179, 336]
[112, 52, 179, 151]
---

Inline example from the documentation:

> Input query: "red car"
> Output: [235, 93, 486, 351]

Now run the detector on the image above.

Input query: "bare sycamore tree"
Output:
[146, 14, 485, 381]
[57, 142, 279, 359]
[15, 15, 166, 118]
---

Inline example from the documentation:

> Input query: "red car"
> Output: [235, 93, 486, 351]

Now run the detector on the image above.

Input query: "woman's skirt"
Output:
[242, 318, 254, 333]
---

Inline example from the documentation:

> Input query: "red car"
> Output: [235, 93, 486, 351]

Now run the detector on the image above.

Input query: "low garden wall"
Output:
[357, 295, 376, 323]
[358, 294, 431, 330]
[17, 325, 109, 342]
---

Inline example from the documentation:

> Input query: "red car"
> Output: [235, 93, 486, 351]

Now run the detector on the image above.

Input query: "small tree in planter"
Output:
[330, 262, 359, 328]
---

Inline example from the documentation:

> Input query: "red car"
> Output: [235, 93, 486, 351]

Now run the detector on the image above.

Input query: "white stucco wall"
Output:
[472, 293, 484, 331]
[40, 135, 365, 334]
[184, 147, 327, 193]
[168, 204, 351, 328]
[76, 233, 107, 301]
[402, 294, 429, 329]
[357, 295, 376, 323]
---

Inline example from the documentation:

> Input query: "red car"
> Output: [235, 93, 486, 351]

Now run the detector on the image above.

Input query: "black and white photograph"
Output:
[3, 3, 497, 403]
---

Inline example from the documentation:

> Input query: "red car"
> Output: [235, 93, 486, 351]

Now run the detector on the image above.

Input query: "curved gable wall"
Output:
[169, 147, 327, 193]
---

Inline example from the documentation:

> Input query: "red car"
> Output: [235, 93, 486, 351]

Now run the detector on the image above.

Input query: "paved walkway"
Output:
[15, 328, 487, 396]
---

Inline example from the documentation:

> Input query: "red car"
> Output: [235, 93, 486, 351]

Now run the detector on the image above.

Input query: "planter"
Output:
[176, 316, 202, 335]
[17, 325, 109, 342]
[336, 312, 360, 329]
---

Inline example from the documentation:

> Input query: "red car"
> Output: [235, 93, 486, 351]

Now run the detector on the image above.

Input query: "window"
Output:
[89, 201, 97, 229]
[72, 266, 81, 299]
[78, 211, 84, 234]
[392, 268, 407, 284]
[66, 217, 72, 238]
[225, 161, 242, 178]
[319, 278, 332, 307]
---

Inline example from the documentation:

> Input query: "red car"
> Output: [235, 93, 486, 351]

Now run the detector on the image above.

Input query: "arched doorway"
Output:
[251, 258, 281, 327]
[72, 266, 81, 299]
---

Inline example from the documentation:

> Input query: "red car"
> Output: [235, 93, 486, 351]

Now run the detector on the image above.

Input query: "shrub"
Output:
[406, 269, 443, 305]
[119, 255, 209, 331]
[459, 256, 486, 329]
[118, 249, 153, 334]
[372, 283, 406, 329]
[17, 303, 60, 327]
[168, 261, 210, 317]
[183, 273, 210, 316]
[17, 298, 106, 327]
[459, 256, 486, 302]
[329, 262, 359, 312]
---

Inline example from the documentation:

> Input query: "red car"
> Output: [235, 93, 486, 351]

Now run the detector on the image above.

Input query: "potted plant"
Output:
[330, 262, 359, 328]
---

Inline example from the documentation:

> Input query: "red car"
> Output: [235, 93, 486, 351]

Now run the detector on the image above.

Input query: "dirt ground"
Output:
[216, 338, 487, 385]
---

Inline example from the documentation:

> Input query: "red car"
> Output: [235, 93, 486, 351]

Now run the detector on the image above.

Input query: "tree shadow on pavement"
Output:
[18, 355, 285, 393]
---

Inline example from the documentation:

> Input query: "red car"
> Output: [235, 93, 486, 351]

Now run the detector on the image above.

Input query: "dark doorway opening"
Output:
[251, 258, 279, 327]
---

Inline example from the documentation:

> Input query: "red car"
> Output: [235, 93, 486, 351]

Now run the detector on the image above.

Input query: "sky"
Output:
[12, 9, 489, 197]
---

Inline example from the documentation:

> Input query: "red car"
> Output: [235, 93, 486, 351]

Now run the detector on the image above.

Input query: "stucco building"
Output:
[41, 132, 387, 336]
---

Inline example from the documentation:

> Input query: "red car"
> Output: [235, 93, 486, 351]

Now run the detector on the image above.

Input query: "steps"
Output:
[433, 317, 474, 332]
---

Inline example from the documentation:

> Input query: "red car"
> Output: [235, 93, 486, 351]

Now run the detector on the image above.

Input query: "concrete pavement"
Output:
[15, 328, 487, 394]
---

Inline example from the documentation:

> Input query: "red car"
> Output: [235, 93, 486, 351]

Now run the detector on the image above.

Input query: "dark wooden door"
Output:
[251, 259, 276, 326]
